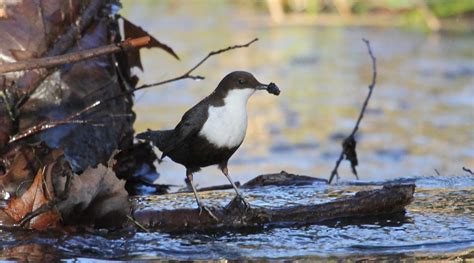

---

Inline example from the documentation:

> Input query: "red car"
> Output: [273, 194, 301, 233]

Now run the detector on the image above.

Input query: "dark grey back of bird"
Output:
[136, 130, 174, 152]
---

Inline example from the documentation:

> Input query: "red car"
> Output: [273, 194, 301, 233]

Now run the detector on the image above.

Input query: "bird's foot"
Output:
[226, 194, 251, 213]
[237, 195, 251, 211]
[198, 204, 219, 221]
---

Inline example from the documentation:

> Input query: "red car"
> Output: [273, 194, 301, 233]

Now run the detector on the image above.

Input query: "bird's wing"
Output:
[160, 101, 208, 159]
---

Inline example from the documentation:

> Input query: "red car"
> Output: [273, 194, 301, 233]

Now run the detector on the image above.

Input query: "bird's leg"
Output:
[186, 170, 218, 221]
[221, 165, 251, 210]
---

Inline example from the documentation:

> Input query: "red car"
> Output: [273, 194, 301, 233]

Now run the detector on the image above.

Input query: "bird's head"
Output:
[214, 71, 280, 102]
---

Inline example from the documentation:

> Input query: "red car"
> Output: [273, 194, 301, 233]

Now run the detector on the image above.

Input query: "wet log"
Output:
[183, 171, 327, 193]
[242, 170, 328, 187]
[132, 184, 415, 233]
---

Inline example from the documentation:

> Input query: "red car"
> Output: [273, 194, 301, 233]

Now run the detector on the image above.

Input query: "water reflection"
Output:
[1, 243, 61, 262]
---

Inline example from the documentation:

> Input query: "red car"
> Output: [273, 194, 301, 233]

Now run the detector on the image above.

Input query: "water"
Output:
[1, 176, 473, 260]
[2, 1, 474, 261]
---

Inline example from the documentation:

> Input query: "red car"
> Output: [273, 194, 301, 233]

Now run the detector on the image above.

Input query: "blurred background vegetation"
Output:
[259, 0, 474, 31]
[129, 0, 474, 32]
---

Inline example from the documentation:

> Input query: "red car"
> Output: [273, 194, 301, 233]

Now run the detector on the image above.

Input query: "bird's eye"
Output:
[238, 79, 245, 85]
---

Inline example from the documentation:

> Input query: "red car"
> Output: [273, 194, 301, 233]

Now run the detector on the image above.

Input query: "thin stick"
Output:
[463, 167, 473, 175]
[7, 38, 259, 144]
[127, 214, 150, 232]
[134, 37, 259, 91]
[328, 38, 377, 184]
[9, 120, 102, 143]
[0, 37, 150, 74]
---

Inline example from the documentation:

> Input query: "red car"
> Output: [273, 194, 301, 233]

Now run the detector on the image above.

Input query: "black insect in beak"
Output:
[256, 82, 280, 96]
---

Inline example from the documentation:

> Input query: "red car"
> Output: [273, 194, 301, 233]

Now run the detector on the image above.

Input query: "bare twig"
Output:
[9, 120, 100, 144]
[0, 37, 151, 74]
[462, 167, 473, 175]
[127, 214, 150, 232]
[134, 37, 259, 91]
[328, 38, 377, 184]
[7, 38, 259, 144]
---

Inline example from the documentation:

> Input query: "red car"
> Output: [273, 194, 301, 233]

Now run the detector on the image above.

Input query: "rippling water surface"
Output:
[1, 1, 473, 261]
[1, 176, 473, 260]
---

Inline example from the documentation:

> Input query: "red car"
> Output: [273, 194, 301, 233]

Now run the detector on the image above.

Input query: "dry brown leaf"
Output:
[3, 166, 61, 229]
[0, 209, 16, 226]
[0, 147, 35, 195]
[29, 163, 61, 229]
[54, 162, 130, 228]
[3, 168, 41, 221]
[122, 17, 179, 70]
[9, 49, 38, 60]
[0, 129, 9, 149]
[0, 145, 64, 198]
[0, 243, 59, 262]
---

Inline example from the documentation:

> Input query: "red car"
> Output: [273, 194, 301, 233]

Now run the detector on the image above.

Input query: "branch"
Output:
[463, 166, 473, 175]
[132, 184, 415, 233]
[7, 38, 259, 144]
[328, 38, 377, 184]
[134, 37, 259, 91]
[8, 119, 102, 144]
[0, 37, 151, 74]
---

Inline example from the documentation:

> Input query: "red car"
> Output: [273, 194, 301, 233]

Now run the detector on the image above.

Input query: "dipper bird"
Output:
[136, 71, 280, 219]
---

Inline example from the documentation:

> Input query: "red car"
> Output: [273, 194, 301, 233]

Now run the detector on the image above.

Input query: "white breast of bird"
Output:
[199, 88, 255, 148]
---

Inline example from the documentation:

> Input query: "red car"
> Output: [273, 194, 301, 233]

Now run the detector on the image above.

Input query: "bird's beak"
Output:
[256, 82, 280, 96]
[256, 83, 269, 90]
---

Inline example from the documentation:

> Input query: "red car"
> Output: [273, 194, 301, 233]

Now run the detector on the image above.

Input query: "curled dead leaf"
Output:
[3, 166, 61, 229]
[342, 135, 358, 176]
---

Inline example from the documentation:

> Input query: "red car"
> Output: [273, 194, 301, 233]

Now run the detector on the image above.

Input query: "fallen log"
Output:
[242, 170, 328, 187]
[177, 171, 326, 193]
[132, 184, 415, 233]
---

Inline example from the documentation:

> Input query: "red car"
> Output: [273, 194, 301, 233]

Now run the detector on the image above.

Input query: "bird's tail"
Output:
[136, 129, 174, 152]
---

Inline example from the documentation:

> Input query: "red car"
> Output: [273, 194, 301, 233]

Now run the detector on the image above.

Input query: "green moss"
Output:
[403, 9, 431, 32]
[428, 0, 474, 17]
